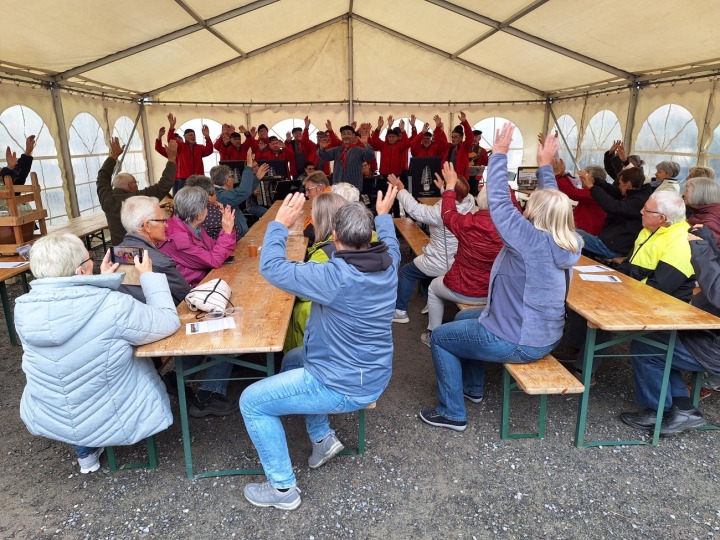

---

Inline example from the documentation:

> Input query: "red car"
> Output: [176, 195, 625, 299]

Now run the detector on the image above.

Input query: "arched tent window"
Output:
[0, 105, 68, 224]
[635, 104, 698, 181]
[473, 117, 524, 173]
[177, 118, 222, 175]
[552, 114, 578, 171]
[112, 116, 147, 190]
[269, 118, 318, 143]
[69, 112, 108, 216]
[578, 110, 622, 172]
[707, 123, 720, 176]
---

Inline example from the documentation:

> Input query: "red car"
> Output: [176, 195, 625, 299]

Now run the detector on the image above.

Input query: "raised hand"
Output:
[135, 249, 153, 274]
[325, 119, 333, 132]
[351, 121, 357, 130]
[376, 184, 399, 215]
[100, 249, 120, 275]
[458, 111, 467, 123]
[167, 113, 176, 129]
[410, 114, 416, 125]
[4, 147, 17, 170]
[537, 132, 559, 167]
[109, 137, 125, 160]
[617, 144, 627, 162]
[249, 126, 257, 138]
[201, 124, 210, 138]
[221, 205, 236, 234]
[423, 122, 430, 132]
[275, 192, 305, 228]
[387, 115, 394, 127]
[398, 119, 405, 131]
[304, 116, 310, 129]
[386, 174, 405, 191]
[238, 124, 247, 134]
[377, 116, 384, 129]
[433, 114, 442, 127]
[165, 139, 178, 162]
[492, 123, 515, 155]
[255, 163, 270, 180]
[246, 147, 254, 166]
[24, 135, 36, 156]
[158, 126, 166, 140]
[440, 161, 458, 190]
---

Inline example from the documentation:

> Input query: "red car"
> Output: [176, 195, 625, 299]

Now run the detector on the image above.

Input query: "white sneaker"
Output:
[421, 304, 429, 314]
[77, 447, 104, 474]
[393, 310, 409, 324]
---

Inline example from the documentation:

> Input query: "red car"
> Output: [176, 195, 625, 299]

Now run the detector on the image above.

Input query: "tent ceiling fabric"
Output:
[3, 0, 720, 101]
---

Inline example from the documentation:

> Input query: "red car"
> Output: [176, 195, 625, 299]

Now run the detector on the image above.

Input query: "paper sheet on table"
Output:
[185, 317, 237, 335]
[579, 274, 622, 282]
[574, 264, 613, 273]
[0, 262, 28, 269]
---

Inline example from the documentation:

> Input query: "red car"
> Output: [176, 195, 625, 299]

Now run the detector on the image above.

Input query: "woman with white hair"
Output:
[159, 186, 236, 287]
[685, 176, 720, 247]
[117, 195, 191, 305]
[419, 126, 583, 431]
[330, 182, 360, 203]
[15, 234, 180, 474]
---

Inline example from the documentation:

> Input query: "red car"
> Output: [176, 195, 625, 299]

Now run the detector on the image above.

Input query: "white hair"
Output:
[331, 182, 360, 203]
[121, 196, 160, 233]
[29, 233, 87, 278]
[112, 173, 136, 190]
[651, 190, 686, 225]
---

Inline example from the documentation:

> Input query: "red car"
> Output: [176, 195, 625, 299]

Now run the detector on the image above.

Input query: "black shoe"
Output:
[620, 408, 666, 430]
[418, 408, 467, 432]
[188, 392, 236, 418]
[660, 406, 706, 436]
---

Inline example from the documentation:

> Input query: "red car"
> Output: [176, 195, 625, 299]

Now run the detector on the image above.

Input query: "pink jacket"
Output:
[159, 216, 236, 288]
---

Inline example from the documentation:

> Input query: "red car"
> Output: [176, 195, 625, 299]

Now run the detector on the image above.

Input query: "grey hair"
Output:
[174, 186, 209, 223]
[685, 177, 720, 205]
[331, 182, 360, 203]
[656, 161, 681, 178]
[475, 186, 489, 210]
[688, 166, 716, 180]
[185, 175, 216, 196]
[210, 165, 232, 187]
[312, 193, 347, 242]
[112, 173, 136, 190]
[584, 165, 607, 184]
[29, 233, 87, 278]
[651, 190, 686, 225]
[121, 196, 161, 233]
[332, 202, 374, 249]
[303, 170, 330, 188]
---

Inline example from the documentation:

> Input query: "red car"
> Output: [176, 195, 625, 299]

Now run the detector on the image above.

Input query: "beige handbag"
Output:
[185, 278, 232, 313]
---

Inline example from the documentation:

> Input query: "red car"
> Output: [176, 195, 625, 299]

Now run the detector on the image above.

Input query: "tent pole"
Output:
[624, 84, 639, 152]
[542, 99, 551, 136]
[50, 85, 80, 218]
[140, 103, 156, 185]
[347, 14, 354, 122]
[115, 107, 143, 174]
[697, 80, 716, 165]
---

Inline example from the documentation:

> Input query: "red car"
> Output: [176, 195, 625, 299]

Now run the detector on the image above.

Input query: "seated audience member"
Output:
[419, 128, 581, 431]
[98, 137, 177, 246]
[159, 186, 236, 288]
[386, 173, 475, 325]
[283, 192, 349, 353]
[651, 160, 682, 192]
[621, 225, 720, 435]
[330, 182, 360, 203]
[185, 175, 223, 240]
[15, 234, 180, 474]
[245, 160, 269, 220]
[603, 140, 644, 181]
[555, 164, 607, 236]
[117, 196, 191, 305]
[302, 170, 332, 242]
[297, 162, 316, 183]
[240, 188, 400, 510]
[1, 136, 36, 185]
[421, 182, 503, 347]
[687, 166, 716, 181]
[577, 166, 652, 259]
[685, 176, 720, 246]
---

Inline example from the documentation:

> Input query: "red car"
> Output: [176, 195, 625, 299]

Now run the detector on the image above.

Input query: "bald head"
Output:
[113, 173, 138, 192]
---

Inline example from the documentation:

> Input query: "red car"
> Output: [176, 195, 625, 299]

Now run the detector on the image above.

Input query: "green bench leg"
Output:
[501, 366, 547, 440]
[106, 436, 158, 471]
[689, 372, 720, 432]
[339, 408, 367, 456]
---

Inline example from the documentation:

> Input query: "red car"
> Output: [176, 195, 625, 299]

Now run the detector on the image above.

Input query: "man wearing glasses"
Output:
[301, 170, 331, 243]
[98, 137, 177, 246]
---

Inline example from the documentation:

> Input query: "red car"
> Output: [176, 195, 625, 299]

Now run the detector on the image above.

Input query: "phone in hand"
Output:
[111, 246, 143, 264]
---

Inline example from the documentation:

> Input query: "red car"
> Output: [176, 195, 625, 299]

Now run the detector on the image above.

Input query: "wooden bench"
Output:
[393, 217, 429, 256]
[501, 354, 585, 440]
[339, 401, 376, 456]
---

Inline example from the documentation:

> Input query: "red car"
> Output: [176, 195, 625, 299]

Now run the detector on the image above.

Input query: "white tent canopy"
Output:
[2, 0, 720, 222]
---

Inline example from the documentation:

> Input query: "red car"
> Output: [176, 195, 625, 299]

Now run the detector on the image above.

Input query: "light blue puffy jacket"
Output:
[16, 272, 180, 447]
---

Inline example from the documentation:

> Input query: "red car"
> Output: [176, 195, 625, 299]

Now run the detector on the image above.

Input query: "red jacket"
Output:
[556, 174, 607, 236]
[410, 125, 445, 158]
[688, 203, 720, 249]
[369, 131, 415, 176]
[440, 190, 503, 297]
[169, 129, 214, 178]
[256, 146, 296, 177]
[303, 129, 331, 175]
[213, 136, 254, 162]
[436, 120, 474, 180]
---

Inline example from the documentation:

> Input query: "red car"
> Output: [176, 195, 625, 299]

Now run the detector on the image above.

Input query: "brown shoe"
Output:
[574, 370, 596, 388]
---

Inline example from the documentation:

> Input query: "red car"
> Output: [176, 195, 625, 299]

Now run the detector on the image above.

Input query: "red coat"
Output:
[688, 203, 720, 249]
[256, 146, 296, 177]
[440, 190, 503, 297]
[436, 120, 474, 180]
[556, 174, 607, 236]
[213, 136, 254, 161]
[169, 130, 214, 178]
[369, 131, 414, 176]
[410, 125, 445, 158]
[302, 129, 331, 175]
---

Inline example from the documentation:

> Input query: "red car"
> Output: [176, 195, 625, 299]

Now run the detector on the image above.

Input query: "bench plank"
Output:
[393, 218, 429, 257]
[505, 355, 584, 395]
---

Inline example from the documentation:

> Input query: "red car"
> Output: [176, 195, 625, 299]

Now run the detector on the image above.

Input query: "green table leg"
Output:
[175, 358, 195, 479]
[574, 327, 596, 447]
[0, 281, 18, 346]
[650, 331, 677, 445]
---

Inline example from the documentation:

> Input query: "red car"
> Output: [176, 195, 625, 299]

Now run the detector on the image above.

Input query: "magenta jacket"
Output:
[159, 216, 236, 288]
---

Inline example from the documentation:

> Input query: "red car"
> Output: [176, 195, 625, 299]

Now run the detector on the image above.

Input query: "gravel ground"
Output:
[1, 241, 720, 539]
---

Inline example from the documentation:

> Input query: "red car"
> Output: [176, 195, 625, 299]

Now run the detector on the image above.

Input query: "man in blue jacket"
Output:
[240, 186, 400, 510]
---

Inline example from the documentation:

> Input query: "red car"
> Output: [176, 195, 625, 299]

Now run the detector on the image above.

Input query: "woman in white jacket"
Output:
[15, 234, 180, 474]
[390, 175, 476, 324]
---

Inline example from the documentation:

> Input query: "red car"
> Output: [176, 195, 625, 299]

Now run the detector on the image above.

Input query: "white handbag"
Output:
[185, 278, 232, 313]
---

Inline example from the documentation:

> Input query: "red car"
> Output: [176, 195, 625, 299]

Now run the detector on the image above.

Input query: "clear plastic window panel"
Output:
[177, 118, 222, 175]
[578, 110, 622, 172]
[473, 117, 524, 173]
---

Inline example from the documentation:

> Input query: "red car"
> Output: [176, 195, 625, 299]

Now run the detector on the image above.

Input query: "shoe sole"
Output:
[393, 318, 409, 324]
[308, 441, 345, 469]
[463, 394, 484, 404]
[79, 448, 105, 474]
[660, 418, 707, 436]
[188, 407, 236, 418]
[620, 415, 659, 430]
[419, 412, 466, 432]
[244, 493, 301, 510]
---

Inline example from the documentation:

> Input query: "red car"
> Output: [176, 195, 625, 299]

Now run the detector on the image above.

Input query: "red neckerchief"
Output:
[340, 144, 350, 171]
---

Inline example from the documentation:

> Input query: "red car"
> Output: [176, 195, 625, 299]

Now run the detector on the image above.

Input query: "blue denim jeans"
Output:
[74, 445, 99, 458]
[240, 347, 383, 488]
[430, 308, 557, 421]
[180, 355, 232, 395]
[577, 229, 621, 259]
[630, 332, 699, 410]
[396, 261, 433, 311]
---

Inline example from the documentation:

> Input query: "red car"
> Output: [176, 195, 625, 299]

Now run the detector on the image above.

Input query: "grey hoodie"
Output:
[478, 154, 581, 347]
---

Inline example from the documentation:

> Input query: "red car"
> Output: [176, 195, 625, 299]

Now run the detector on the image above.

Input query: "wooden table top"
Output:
[244, 200, 311, 241]
[393, 217, 430, 257]
[136, 215, 309, 357]
[0, 256, 31, 282]
[47, 212, 108, 237]
[568, 255, 720, 332]
[418, 197, 441, 206]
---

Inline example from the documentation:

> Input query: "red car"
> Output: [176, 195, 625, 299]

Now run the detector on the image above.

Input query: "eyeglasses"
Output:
[642, 206, 664, 217]
[147, 218, 169, 225]
[195, 307, 243, 320]
[77, 256, 93, 268]
[305, 184, 322, 194]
